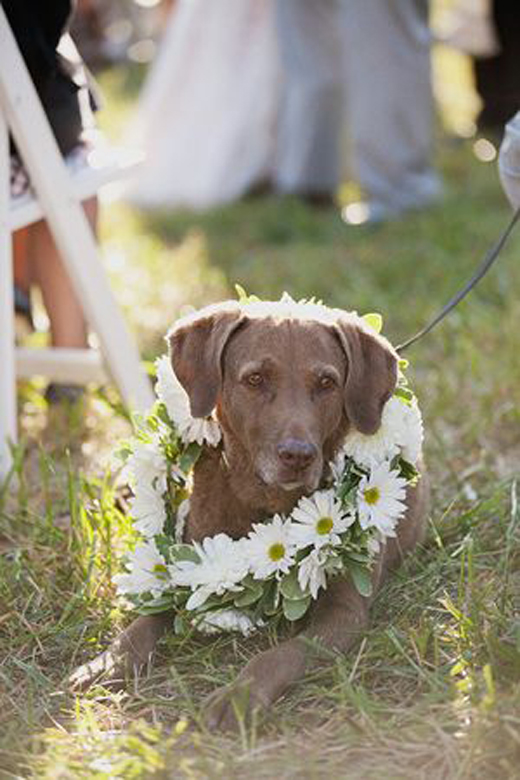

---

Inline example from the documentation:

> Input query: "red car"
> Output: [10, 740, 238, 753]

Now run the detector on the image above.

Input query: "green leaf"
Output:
[136, 595, 175, 615]
[345, 552, 371, 565]
[174, 614, 187, 634]
[169, 485, 190, 508]
[235, 284, 260, 303]
[179, 442, 202, 472]
[257, 582, 280, 616]
[233, 578, 263, 606]
[349, 563, 373, 597]
[397, 457, 419, 482]
[156, 402, 174, 427]
[362, 312, 383, 333]
[241, 576, 264, 595]
[114, 444, 133, 463]
[235, 283, 248, 301]
[280, 568, 305, 600]
[196, 593, 234, 611]
[234, 587, 262, 607]
[145, 414, 160, 433]
[394, 387, 414, 404]
[282, 595, 311, 621]
[169, 544, 200, 564]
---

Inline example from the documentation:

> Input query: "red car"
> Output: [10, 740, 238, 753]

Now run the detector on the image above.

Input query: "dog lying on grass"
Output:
[70, 301, 428, 730]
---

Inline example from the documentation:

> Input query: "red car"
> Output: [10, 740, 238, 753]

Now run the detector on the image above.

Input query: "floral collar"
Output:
[114, 300, 423, 636]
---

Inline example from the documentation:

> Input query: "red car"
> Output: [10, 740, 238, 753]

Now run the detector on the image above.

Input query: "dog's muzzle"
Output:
[256, 438, 321, 492]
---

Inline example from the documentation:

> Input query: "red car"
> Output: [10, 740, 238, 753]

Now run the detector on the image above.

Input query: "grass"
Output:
[2, 46, 520, 779]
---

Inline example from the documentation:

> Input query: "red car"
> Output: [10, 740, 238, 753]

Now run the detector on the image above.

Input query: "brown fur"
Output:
[70, 302, 428, 730]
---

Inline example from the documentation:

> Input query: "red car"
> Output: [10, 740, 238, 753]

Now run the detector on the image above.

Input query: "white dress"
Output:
[127, 0, 278, 210]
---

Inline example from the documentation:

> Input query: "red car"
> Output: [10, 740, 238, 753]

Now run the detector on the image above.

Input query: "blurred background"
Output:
[69, 0, 519, 339]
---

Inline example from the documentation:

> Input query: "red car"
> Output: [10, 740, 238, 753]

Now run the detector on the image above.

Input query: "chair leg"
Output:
[0, 112, 17, 480]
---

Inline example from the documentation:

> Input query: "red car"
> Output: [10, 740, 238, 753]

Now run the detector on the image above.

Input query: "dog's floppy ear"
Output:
[168, 304, 244, 418]
[334, 315, 397, 435]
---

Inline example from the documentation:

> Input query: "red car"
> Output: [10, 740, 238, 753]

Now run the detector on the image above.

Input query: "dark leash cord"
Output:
[396, 205, 520, 354]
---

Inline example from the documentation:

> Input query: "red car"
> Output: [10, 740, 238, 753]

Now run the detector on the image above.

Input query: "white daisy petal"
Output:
[114, 540, 168, 597]
[130, 483, 167, 537]
[186, 585, 213, 611]
[399, 398, 424, 465]
[169, 533, 249, 609]
[156, 356, 221, 447]
[342, 395, 423, 467]
[298, 549, 328, 599]
[124, 437, 167, 493]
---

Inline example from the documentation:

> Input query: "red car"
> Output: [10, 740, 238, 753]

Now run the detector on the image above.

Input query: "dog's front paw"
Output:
[203, 681, 266, 732]
[68, 648, 129, 693]
[68, 613, 173, 693]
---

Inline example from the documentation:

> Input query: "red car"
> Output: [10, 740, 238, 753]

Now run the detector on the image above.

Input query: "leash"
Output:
[396, 205, 520, 353]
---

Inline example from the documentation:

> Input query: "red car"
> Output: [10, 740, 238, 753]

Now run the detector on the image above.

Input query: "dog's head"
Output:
[169, 300, 397, 495]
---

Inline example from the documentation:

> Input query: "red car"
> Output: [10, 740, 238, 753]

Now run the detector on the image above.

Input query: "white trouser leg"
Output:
[340, 0, 441, 213]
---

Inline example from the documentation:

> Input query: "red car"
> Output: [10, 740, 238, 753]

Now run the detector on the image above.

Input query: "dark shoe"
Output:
[45, 383, 85, 405]
[242, 179, 274, 200]
[275, 187, 336, 209]
[299, 191, 336, 209]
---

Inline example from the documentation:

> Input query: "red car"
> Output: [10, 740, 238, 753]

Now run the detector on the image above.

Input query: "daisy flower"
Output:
[367, 532, 385, 557]
[114, 539, 168, 596]
[342, 395, 423, 468]
[129, 483, 167, 537]
[290, 489, 355, 550]
[124, 437, 167, 493]
[169, 533, 249, 610]
[246, 516, 296, 580]
[155, 356, 221, 447]
[175, 497, 190, 542]
[297, 548, 328, 599]
[398, 397, 423, 465]
[357, 462, 408, 537]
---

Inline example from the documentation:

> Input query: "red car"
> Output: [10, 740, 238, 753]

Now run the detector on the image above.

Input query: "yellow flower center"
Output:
[316, 516, 334, 535]
[153, 563, 168, 576]
[363, 487, 380, 505]
[268, 542, 286, 561]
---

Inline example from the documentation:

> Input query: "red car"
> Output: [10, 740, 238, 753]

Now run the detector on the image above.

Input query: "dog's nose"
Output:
[276, 438, 317, 471]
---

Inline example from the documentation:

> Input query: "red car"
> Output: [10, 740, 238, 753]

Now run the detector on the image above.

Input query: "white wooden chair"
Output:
[0, 7, 154, 480]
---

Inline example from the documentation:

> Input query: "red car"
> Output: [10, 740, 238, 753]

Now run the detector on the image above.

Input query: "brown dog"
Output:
[70, 301, 428, 730]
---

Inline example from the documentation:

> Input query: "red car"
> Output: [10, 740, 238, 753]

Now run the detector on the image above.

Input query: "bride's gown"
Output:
[128, 0, 278, 210]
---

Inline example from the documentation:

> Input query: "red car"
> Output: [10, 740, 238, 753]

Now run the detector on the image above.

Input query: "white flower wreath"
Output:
[113, 296, 423, 636]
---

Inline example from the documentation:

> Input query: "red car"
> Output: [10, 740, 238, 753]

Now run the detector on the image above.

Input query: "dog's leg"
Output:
[204, 579, 374, 731]
[68, 611, 174, 692]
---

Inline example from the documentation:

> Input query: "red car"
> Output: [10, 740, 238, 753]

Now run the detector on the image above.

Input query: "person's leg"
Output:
[13, 227, 34, 337]
[27, 196, 97, 349]
[13, 228, 30, 291]
[273, 0, 343, 198]
[341, 0, 441, 220]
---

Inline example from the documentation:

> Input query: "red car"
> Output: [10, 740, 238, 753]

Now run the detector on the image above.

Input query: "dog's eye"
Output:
[246, 372, 264, 388]
[318, 375, 336, 391]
